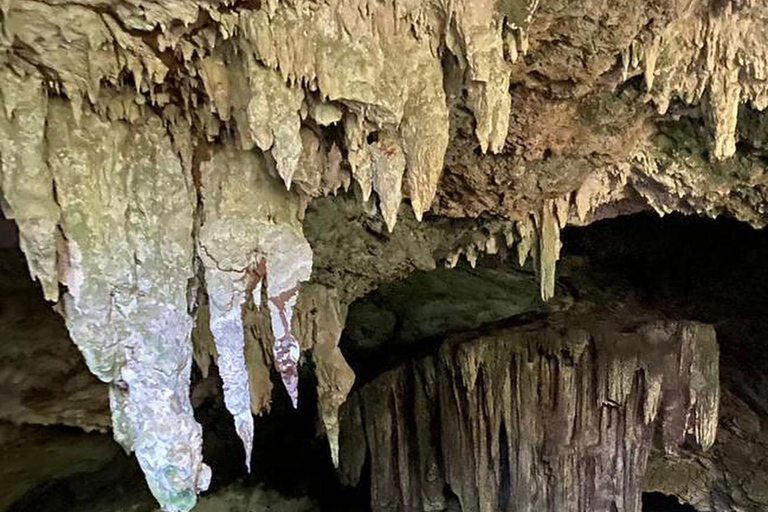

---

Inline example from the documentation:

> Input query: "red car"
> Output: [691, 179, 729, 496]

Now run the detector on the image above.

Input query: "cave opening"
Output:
[1, 211, 767, 512]
[642, 493, 700, 511]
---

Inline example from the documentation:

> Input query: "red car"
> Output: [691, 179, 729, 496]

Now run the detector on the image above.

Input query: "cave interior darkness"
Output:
[3, 210, 768, 512]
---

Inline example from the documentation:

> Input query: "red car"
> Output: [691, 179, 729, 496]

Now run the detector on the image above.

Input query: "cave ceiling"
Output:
[0, 0, 767, 510]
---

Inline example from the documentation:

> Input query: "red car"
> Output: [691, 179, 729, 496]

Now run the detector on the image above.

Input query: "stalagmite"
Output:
[340, 310, 719, 512]
[198, 146, 313, 465]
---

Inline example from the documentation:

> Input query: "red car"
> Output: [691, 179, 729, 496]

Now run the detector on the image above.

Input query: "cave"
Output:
[1, 2, 768, 512]
[642, 493, 699, 512]
[4, 208, 768, 512]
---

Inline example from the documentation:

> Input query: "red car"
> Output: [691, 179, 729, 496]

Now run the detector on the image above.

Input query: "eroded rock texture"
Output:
[197, 145, 313, 469]
[339, 310, 719, 512]
[0, 0, 766, 509]
[0, 240, 109, 432]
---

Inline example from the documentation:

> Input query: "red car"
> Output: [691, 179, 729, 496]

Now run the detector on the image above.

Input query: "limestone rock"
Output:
[197, 145, 313, 469]
[294, 284, 355, 467]
[45, 99, 209, 511]
[0, 67, 59, 301]
[2, 0, 768, 510]
[633, 0, 768, 160]
[340, 309, 719, 512]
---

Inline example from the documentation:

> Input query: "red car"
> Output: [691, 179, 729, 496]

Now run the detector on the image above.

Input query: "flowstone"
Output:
[340, 308, 719, 512]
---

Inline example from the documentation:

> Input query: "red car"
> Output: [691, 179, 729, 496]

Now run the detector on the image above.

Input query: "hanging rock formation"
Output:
[294, 284, 355, 467]
[0, 86, 211, 510]
[630, 0, 768, 160]
[198, 145, 313, 469]
[339, 309, 720, 512]
[0, 0, 767, 510]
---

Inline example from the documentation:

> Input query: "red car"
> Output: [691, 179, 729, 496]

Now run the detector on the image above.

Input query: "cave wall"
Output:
[338, 308, 719, 512]
[0, 0, 767, 510]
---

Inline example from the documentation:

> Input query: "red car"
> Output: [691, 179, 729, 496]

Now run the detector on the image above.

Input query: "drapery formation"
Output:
[340, 312, 719, 512]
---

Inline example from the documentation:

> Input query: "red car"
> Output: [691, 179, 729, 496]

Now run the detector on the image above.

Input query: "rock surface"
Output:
[0, 243, 109, 432]
[339, 307, 719, 512]
[0, 0, 767, 510]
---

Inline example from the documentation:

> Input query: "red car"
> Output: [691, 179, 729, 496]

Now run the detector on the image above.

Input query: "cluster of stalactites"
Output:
[0, 62, 356, 510]
[195, 146, 355, 472]
[339, 315, 719, 512]
[0, 67, 211, 512]
[444, 196, 570, 301]
[0, 0, 539, 235]
[0, 1, 584, 509]
[621, 0, 768, 160]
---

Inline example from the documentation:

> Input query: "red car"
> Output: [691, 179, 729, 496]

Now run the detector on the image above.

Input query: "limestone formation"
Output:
[294, 284, 355, 467]
[198, 146, 312, 469]
[339, 310, 719, 512]
[0, 0, 766, 510]
[0, 68, 59, 302]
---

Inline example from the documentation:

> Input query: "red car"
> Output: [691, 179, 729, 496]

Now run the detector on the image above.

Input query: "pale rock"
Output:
[197, 145, 312, 466]
[0, 67, 59, 301]
[45, 99, 209, 512]
[634, 0, 768, 160]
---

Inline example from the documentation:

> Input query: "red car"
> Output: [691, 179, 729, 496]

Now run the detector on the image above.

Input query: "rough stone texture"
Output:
[1, 0, 767, 509]
[343, 266, 549, 353]
[0, 423, 121, 512]
[0, 87, 210, 510]
[644, 387, 768, 512]
[183, 484, 319, 512]
[294, 284, 355, 467]
[198, 145, 313, 469]
[47, 100, 210, 511]
[0, 245, 109, 432]
[560, 214, 768, 512]
[0, 67, 59, 301]
[339, 308, 719, 512]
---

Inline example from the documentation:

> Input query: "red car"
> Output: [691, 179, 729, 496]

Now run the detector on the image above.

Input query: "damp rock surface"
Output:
[0, 0, 767, 510]
[340, 306, 720, 512]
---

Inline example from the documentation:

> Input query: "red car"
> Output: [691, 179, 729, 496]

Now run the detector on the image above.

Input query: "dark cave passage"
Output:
[643, 493, 700, 511]
[338, 211, 768, 512]
[561, 212, 768, 414]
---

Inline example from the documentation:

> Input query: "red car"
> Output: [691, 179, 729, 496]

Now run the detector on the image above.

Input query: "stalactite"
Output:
[243, 299, 277, 417]
[4, 1, 765, 510]
[626, 0, 768, 160]
[370, 132, 407, 233]
[197, 146, 313, 465]
[0, 0, 529, 232]
[294, 284, 355, 466]
[440, 213, 563, 302]
[339, 310, 719, 512]
[43, 97, 208, 512]
[0, 67, 59, 301]
[534, 200, 562, 301]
